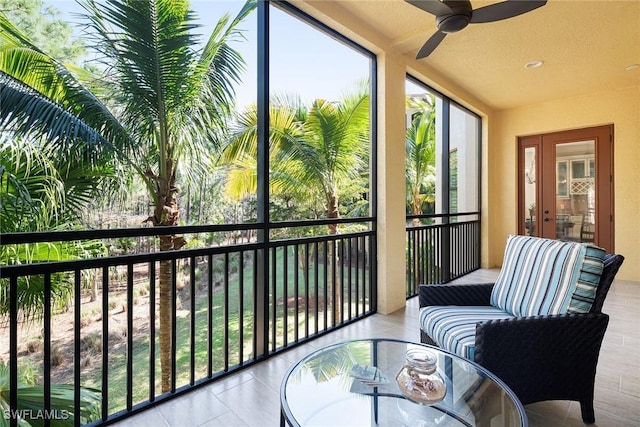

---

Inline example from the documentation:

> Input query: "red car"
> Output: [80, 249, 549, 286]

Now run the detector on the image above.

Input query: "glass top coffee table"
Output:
[280, 339, 527, 427]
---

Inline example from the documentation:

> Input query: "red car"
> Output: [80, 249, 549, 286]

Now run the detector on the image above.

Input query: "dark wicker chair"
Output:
[419, 253, 624, 424]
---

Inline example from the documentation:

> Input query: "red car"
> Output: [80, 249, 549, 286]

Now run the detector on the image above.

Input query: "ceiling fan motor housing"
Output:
[436, 1, 473, 33]
[437, 13, 471, 33]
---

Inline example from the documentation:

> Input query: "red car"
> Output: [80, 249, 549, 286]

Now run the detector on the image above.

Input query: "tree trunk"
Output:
[149, 159, 186, 393]
[326, 191, 341, 324]
[411, 203, 422, 288]
[185, 183, 191, 224]
[411, 192, 422, 227]
[91, 276, 98, 302]
[158, 241, 173, 393]
[198, 179, 205, 223]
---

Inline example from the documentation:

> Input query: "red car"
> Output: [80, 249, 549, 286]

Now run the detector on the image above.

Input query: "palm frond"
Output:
[78, 0, 254, 188]
[80, 0, 198, 117]
[405, 96, 437, 214]
[221, 97, 312, 201]
[0, 362, 101, 426]
[0, 13, 138, 165]
[302, 93, 369, 189]
[0, 136, 65, 231]
[0, 135, 121, 231]
[0, 73, 107, 152]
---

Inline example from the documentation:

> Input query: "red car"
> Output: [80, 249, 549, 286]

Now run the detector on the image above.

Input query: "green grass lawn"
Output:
[77, 246, 371, 413]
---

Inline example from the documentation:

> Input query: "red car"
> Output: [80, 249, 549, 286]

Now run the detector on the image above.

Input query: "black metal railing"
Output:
[405, 212, 481, 297]
[0, 220, 376, 426]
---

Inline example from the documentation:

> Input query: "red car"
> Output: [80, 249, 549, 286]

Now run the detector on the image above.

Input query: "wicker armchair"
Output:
[419, 250, 624, 424]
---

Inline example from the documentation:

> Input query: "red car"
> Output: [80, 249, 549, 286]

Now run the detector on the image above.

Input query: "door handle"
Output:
[544, 217, 551, 222]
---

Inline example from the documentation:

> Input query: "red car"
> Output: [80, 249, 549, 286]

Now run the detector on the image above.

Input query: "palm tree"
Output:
[303, 93, 370, 323]
[222, 90, 370, 228]
[406, 94, 437, 226]
[301, 93, 370, 232]
[222, 88, 370, 323]
[0, 0, 256, 393]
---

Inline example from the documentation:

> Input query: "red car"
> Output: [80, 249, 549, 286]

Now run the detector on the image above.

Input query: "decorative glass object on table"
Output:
[396, 348, 447, 404]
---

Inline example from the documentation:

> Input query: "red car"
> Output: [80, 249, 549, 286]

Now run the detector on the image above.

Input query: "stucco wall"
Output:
[489, 86, 640, 281]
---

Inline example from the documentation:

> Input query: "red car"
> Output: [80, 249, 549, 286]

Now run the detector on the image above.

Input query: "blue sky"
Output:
[46, 0, 371, 109]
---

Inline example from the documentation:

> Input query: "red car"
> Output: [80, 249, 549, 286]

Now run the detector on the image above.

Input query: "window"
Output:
[268, 4, 373, 224]
[405, 77, 481, 219]
[405, 76, 481, 285]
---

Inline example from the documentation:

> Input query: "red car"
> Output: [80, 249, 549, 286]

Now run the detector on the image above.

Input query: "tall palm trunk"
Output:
[149, 160, 185, 393]
[158, 246, 173, 392]
[411, 203, 422, 288]
[411, 193, 422, 227]
[326, 191, 341, 324]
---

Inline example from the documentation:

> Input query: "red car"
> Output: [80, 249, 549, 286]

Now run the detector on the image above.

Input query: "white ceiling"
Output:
[303, 0, 640, 110]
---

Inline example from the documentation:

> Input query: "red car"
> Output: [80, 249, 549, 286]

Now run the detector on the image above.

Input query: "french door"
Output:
[518, 125, 614, 252]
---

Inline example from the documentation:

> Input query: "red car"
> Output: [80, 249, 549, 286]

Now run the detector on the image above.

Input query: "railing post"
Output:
[9, 276, 18, 427]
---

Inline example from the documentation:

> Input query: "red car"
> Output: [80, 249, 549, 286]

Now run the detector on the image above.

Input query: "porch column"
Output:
[376, 51, 407, 315]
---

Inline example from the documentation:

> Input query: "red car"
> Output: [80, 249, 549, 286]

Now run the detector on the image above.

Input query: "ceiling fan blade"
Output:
[405, 0, 453, 17]
[416, 31, 447, 59]
[470, 0, 547, 24]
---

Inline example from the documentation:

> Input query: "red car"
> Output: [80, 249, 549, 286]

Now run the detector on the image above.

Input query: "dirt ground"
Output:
[1, 265, 164, 385]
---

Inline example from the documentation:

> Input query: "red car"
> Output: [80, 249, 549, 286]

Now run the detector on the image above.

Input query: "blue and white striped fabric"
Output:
[420, 306, 515, 359]
[490, 235, 604, 317]
[567, 244, 606, 313]
[419, 236, 606, 361]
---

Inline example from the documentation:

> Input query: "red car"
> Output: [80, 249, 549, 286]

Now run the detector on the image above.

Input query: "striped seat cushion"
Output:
[491, 235, 605, 317]
[419, 306, 515, 359]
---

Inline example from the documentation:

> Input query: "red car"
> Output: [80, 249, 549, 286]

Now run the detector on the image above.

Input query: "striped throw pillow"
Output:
[567, 244, 606, 313]
[491, 235, 605, 317]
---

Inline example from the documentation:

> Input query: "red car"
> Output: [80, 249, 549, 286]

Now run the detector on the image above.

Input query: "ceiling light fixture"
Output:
[524, 60, 544, 69]
[625, 64, 640, 71]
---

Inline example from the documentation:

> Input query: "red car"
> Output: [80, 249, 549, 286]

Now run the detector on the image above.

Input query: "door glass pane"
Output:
[555, 140, 596, 241]
[556, 161, 568, 198]
[523, 147, 537, 236]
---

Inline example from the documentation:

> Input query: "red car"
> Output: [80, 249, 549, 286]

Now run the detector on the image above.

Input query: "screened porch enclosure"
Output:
[0, 1, 482, 425]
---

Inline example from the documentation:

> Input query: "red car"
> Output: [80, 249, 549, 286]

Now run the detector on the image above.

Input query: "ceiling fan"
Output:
[406, 0, 547, 59]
